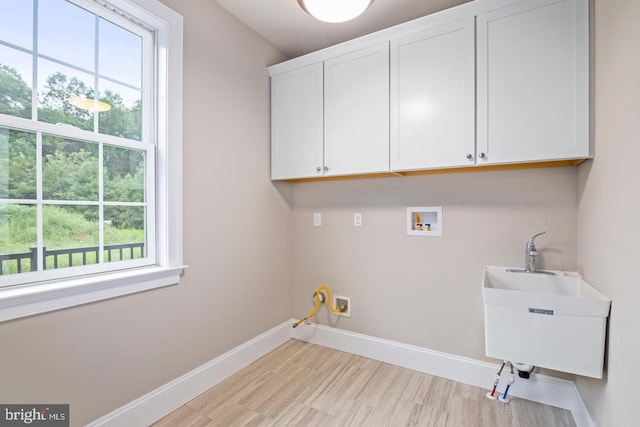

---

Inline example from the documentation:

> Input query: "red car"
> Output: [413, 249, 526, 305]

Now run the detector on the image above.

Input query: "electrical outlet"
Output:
[333, 295, 351, 317]
[354, 212, 362, 227]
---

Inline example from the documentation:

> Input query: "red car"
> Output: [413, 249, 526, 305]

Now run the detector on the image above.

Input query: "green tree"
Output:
[104, 145, 145, 229]
[0, 129, 37, 199]
[99, 91, 141, 140]
[0, 65, 31, 118]
[38, 72, 94, 131]
[42, 140, 99, 200]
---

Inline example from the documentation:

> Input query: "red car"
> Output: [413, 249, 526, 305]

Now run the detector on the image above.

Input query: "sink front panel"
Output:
[484, 303, 607, 378]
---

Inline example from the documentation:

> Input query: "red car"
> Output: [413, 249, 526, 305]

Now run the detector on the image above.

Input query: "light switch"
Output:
[313, 213, 321, 227]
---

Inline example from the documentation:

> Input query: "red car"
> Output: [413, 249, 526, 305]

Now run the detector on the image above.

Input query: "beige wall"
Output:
[0, 1, 291, 425]
[2, 0, 633, 425]
[576, 0, 640, 425]
[290, 167, 579, 361]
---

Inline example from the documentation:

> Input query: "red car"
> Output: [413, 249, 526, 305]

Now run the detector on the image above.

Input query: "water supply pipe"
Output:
[486, 361, 506, 400]
[499, 363, 516, 403]
[293, 285, 342, 328]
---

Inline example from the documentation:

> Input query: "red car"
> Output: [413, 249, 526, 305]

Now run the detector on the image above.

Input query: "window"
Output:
[0, 0, 184, 322]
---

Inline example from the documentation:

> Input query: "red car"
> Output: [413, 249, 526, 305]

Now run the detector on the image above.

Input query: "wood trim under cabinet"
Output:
[278, 159, 586, 183]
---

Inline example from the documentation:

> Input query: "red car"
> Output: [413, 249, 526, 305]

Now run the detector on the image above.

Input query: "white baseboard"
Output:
[88, 319, 594, 427]
[87, 321, 292, 427]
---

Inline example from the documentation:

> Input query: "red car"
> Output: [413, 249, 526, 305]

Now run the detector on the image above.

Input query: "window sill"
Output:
[0, 265, 187, 323]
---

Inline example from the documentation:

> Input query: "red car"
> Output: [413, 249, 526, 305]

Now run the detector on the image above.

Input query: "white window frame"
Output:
[0, 0, 185, 322]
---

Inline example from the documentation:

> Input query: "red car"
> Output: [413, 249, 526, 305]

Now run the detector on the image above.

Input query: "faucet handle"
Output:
[527, 231, 546, 247]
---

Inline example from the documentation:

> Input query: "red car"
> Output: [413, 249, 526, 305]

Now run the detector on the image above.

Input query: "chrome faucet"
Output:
[525, 232, 545, 272]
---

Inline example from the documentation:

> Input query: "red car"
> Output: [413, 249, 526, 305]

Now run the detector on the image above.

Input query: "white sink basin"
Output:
[483, 266, 611, 378]
[483, 266, 611, 317]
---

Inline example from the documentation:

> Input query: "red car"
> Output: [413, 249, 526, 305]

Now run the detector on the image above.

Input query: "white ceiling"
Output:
[214, 0, 472, 59]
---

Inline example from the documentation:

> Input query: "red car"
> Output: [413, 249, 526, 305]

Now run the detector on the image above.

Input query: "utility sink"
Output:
[483, 266, 611, 378]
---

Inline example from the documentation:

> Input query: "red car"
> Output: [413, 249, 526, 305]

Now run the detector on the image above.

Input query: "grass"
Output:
[0, 204, 145, 275]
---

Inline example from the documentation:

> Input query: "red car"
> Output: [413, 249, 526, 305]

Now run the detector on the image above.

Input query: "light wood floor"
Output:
[153, 339, 576, 427]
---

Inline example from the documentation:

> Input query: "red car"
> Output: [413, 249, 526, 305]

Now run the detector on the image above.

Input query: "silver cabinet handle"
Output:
[466, 154, 473, 160]
[323, 166, 329, 172]
[316, 166, 322, 173]
[479, 152, 486, 159]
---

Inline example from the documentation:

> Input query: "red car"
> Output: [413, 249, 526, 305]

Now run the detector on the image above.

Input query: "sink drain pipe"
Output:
[512, 362, 535, 378]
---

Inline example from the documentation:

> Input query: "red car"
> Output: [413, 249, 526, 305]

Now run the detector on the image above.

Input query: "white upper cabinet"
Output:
[390, 18, 475, 171]
[324, 43, 390, 176]
[271, 44, 389, 180]
[476, 0, 589, 165]
[271, 63, 323, 180]
[269, 0, 590, 180]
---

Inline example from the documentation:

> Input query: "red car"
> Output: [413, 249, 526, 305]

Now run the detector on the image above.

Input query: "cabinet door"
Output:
[271, 63, 323, 180]
[324, 43, 390, 176]
[476, 0, 589, 164]
[390, 18, 475, 171]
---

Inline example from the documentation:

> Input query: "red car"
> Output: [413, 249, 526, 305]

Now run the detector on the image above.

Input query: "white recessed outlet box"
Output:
[333, 295, 351, 317]
[407, 207, 442, 236]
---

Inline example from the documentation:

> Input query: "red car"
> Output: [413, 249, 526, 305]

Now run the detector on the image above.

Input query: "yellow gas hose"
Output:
[293, 285, 342, 328]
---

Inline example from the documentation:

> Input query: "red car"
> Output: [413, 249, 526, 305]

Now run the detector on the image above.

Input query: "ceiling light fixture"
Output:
[297, 0, 373, 23]
[69, 97, 112, 112]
